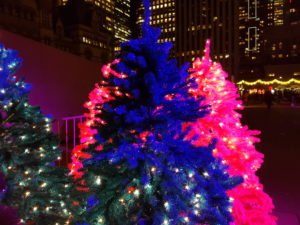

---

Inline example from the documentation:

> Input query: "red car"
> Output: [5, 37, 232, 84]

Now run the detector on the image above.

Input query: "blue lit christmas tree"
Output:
[0, 45, 76, 224]
[70, 1, 242, 224]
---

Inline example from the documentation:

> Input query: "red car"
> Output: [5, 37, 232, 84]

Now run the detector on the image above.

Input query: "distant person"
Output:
[264, 89, 273, 110]
[291, 93, 296, 107]
[242, 91, 249, 106]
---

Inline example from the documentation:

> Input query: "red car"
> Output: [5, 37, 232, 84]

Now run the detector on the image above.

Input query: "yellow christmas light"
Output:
[237, 78, 300, 86]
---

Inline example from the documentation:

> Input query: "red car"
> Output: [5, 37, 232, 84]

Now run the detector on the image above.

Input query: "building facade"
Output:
[151, 0, 176, 45]
[175, 0, 239, 79]
[136, 0, 175, 47]
[238, 0, 300, 80]
[238, 0, 265, 80]
[59, 0, 133, 54]
[114, 0, 132, 52]
[0, 0, 111, 63]
[136, 0, 239, 79]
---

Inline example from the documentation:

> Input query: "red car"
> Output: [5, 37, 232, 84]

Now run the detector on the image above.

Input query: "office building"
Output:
[136, 0, 239, 79]
[60, 0, 133, 54]
[0, 0, 111, 62]
[114, 0, 132, 52]
[136, 0, 176, 46]
[238, 0, 300, 80]
[175, 0, 239, 79]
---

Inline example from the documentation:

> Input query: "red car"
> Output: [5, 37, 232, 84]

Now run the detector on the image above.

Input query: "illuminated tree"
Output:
[0, 172, 21, 225]
[186, 40, 276, 225]
[0, 44, 76, 224]
[69, 1, 241, 224]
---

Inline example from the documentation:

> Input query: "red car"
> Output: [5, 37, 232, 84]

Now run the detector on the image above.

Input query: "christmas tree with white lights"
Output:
[0, 44, 76, 225]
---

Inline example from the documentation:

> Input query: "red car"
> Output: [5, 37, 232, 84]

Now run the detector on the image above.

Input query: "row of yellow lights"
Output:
[237, 78, 300, 86]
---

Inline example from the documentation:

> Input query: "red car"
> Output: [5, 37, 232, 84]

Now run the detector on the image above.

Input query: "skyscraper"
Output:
[56, 0, 112, 61]
[238, 0, 265, 80]
[175, 0, 239, 79]
[238, 0, 300, 80]
[0, 0, 111, 62]
[114, 0, 132, 52]
[59, 0, 133, 53]
[136, 0, 176, 46]
[136, 0, 239, 79]
[151, 0, 176, 44]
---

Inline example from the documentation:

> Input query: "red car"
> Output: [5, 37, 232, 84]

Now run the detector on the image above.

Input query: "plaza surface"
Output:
[242, 104, 300, 225]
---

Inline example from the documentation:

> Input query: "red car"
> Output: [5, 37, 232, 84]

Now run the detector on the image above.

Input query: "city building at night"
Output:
[56, 0, 111, 62]
[113, 0, 132, 52]
[136, 0, 175, 48]
[59, 0, 133, 54]
[0, 0, 111, 63]
[238, 0, 300, 81]
[175, 0, 239, 79]
[137, 0, 239, 79]
[238, 0, 265, 80]
[150, 0, 176, 45]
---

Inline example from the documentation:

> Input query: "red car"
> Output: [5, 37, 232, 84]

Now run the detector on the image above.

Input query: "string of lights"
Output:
[237, 78, 300, 86]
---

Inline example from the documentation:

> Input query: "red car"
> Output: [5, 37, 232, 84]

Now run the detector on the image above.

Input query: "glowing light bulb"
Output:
[163, 219, 169, 225]
[145, 184, 152, 190]
[244, 154, 249, 159]
[97, 217, 104, 223]
[133, 189, 140, 197]
[95, 176, 101, 185]
[164, 201, 169, 210]
[203, 171, 209, 177]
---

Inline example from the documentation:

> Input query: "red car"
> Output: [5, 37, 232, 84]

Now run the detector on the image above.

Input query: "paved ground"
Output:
[242, 104, 300, 224]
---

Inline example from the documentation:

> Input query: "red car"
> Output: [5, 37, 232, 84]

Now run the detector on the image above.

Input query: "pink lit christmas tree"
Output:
[186, 40, 276, 225]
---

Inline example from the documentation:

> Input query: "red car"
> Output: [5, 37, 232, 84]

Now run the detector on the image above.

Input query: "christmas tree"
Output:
[186, 40, 276, 225]
[69, 1, 241, 224]
[0, 172, 22, 225]
[0, 44, 75, 224]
